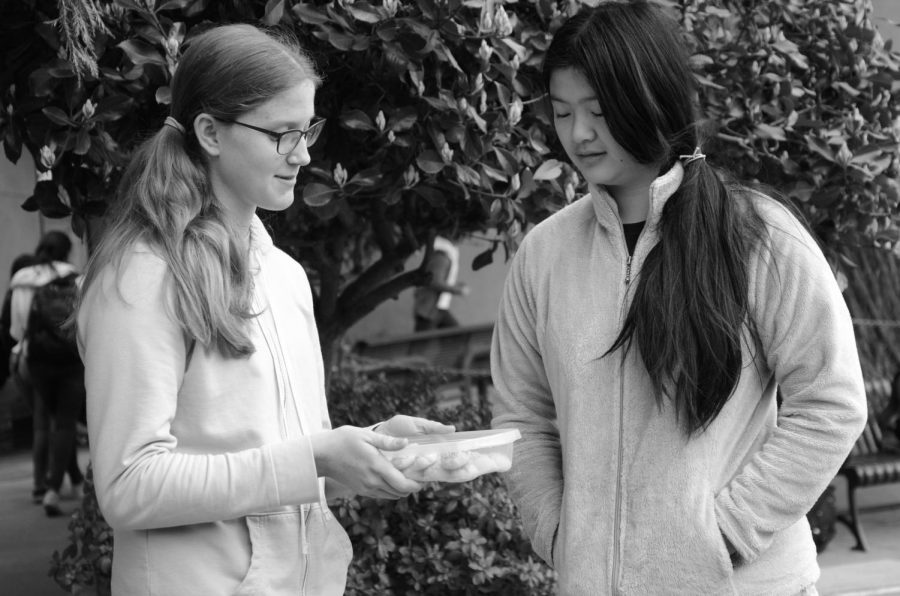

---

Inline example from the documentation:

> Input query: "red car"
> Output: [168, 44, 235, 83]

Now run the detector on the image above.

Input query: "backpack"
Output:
[26, 272, 81, 365]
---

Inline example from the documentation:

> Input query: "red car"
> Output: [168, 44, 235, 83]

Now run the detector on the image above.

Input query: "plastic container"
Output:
[384, 428, 522, 483]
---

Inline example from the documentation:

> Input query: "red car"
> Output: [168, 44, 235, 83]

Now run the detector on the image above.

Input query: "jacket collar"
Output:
[249, 215, 274, 257]
[588, 162, 684, 232]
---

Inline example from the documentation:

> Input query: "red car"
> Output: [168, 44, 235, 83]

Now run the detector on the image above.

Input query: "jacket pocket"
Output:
[707, 492, 738, 588]
[302, 503, 353, 596]
[234, 509, 303, 596]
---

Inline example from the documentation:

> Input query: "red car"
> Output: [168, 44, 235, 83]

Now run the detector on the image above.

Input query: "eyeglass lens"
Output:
[278, 121, 324, 154]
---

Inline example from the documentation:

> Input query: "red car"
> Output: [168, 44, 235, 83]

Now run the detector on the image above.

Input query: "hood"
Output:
[9, 261, 78, 289]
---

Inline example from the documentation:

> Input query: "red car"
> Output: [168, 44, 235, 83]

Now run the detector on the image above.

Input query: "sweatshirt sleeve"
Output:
[490, 237, 563, 566]
[714, 204, 867, 563]
[78, 251, 320, 531]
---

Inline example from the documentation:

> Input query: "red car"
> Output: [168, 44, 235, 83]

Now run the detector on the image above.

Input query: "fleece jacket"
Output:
[77, 216, 351, 596]
[491, 163, 867, 595]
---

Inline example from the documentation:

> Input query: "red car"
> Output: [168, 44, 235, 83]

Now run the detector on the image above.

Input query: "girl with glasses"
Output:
[76, 24, 452, 595]
[490, 2, 866, 594]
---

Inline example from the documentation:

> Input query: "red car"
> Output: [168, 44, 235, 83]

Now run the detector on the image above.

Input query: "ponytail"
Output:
[80, 119, 255, 357]
[608, 152, 767, 434]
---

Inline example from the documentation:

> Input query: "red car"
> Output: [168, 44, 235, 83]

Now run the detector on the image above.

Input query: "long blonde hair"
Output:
[79, 24, 320, 357]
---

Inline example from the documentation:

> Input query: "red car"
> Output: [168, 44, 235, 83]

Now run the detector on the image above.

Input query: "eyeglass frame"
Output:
[216, 117, 326, 155]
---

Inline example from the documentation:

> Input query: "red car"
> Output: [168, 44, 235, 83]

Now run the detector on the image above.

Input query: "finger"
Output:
[380, 466, 424, 494]
[369, 432, 409, 451]
[411, 418, 455, 435]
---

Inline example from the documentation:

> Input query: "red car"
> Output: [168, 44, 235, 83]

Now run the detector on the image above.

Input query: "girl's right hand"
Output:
[309, 426, 424, 499]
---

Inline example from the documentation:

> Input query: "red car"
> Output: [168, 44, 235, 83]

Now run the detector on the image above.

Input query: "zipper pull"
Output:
[625, 255, 632, 286]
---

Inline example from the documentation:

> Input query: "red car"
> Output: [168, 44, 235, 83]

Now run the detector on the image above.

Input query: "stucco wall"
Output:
[0, 153, 87, 298]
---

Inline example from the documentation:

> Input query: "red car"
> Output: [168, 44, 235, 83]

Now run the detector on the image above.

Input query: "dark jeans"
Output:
[414, 309, 459, 332]
[27, 360, 85, 492]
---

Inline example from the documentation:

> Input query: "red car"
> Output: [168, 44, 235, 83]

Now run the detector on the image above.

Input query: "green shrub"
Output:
[49, 465, 113, 596]
[329, 364, 556, 594]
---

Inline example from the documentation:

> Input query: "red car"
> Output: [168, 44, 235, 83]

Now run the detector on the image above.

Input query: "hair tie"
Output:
[679, 146, 705, 165]
[164, 116, 185, 135]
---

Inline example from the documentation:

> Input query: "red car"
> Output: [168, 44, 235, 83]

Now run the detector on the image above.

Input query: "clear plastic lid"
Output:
[391, 428, 521, 456]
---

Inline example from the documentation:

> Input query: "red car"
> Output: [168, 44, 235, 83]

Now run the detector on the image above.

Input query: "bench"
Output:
[836, 376, 900, 551]
[353, 323, 495, 410]
[353, 322, 493, 371]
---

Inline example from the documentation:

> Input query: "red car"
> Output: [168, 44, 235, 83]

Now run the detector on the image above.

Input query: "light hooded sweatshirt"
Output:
[9, 260, 79, 344]
[77, 216, 351, 596]
[491, 164, 866, 595]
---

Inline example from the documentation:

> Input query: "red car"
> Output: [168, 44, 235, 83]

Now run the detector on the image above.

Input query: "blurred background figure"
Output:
[2, 253, 37, 388]
[413, 236, 470, 332]
[9, 231, 85, 516]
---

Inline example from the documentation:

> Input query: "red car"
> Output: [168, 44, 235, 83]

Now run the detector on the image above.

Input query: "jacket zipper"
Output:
[612, 359, 626, 594]
[300, 505, 312, 595]
[613, 241, 632, 593]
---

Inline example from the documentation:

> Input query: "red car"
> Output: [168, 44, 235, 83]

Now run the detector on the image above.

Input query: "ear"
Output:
[193, 113, 222, 157]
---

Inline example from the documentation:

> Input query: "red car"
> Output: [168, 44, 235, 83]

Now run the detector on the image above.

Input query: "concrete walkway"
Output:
[0, 447, 90, 596]
[0, 447, 897, 595]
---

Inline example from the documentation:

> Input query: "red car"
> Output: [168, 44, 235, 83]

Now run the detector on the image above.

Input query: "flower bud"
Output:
[165, 36, 179, 57]
[383, 0, 399, 17]
[440, 142, 454, 163]
[375, 110, 386, 132]
[508, 96, 523, 127]
[39, 145, 55, 170]
[333, 163, 348, 186]
[494, 6, 513, 37]
[81, 99, 95, 120]
[387, 130, 396, 144]
[479, 6, 493, 33]
[478, 40, 493, 64]
[403, 165, 419, 188]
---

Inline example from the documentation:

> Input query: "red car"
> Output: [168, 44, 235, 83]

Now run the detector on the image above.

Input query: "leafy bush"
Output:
[327, 364, 556, 594]
[49, 465, 113, 596]
[680, 0, 900, 257]
[49, 364, 556, 595]
[3, 0, 896, 364]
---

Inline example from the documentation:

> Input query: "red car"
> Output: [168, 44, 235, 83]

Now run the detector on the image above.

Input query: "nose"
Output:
[286, 139, 311, 167]
[571, 112, 596, 145]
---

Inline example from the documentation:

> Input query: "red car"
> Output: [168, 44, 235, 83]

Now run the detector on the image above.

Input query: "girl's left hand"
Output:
[375, 414, 455, 437]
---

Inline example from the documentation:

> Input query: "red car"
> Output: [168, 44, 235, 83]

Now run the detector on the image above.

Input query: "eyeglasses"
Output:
[218, 117, 326, 154]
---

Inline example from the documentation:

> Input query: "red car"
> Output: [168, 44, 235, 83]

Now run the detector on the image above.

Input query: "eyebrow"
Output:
[549, 95, 601, 105]
[266, 114, 317, 129]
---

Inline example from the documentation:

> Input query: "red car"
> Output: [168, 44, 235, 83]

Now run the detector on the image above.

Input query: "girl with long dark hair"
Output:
[491, 2, 866, 594]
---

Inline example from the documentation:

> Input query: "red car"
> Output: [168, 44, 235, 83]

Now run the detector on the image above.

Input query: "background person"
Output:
[490, 2, 866, 595]
[9, 232, 84, 514]
[413, 236, 470, 331]
[76, 24, 454, 596]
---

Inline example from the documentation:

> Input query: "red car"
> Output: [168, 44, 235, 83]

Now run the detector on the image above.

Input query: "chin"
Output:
[263, 192, 296, 213]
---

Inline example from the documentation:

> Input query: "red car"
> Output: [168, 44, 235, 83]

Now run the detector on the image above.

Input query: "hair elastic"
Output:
[679, 146, 706, 165]
[164, 116, 186, 134]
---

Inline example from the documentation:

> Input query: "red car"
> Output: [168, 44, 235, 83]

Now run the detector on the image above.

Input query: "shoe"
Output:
[42, 490, 63, 517]
[32, 488, 47, 505]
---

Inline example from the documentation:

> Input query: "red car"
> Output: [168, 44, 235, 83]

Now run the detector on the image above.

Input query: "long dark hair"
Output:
[543, 0, 769, 434]
[79, 25, 320, 357]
